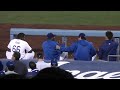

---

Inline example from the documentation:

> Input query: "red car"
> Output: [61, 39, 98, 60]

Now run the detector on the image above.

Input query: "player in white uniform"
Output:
[6, 33, 35, 60]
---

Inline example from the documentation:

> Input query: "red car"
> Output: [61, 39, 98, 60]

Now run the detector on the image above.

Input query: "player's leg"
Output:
[92, 54, 97, 61]
[6, 51, 13, 59]
[59, 52, 68, 60]
[22, 51, 35, 59]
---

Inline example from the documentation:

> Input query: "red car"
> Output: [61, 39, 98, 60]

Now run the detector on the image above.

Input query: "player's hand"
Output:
[56, 45, 60, 50]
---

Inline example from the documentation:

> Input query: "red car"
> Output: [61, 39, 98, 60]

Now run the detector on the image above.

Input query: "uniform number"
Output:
[12, 45, 21, 52]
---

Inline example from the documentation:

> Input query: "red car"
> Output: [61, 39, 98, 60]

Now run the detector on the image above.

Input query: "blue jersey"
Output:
[60, 40, 96, 61]
[42, 40, 62, 61]
[97, 40, 118, 61]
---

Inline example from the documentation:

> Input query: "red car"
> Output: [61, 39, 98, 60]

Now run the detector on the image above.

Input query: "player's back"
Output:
[8, 39, 32, 59]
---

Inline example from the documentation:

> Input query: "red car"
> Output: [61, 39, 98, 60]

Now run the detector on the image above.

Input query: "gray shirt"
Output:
[14, 60, 28, 76]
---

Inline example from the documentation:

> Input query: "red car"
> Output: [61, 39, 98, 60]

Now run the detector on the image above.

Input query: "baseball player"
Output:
[6, 33, 35, 60]
[56, 33, 96, 61]
[42, 33, 63, 61]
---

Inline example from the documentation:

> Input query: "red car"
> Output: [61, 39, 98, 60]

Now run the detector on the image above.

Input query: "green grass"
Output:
[0, 11, 120, 26]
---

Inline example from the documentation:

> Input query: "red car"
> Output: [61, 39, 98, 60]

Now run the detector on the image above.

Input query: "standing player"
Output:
[6, 33, 35, 60]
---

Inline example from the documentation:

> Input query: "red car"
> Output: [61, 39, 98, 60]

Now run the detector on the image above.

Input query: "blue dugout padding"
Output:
[10, 28, 120, 45]
[10, 28, 120, 37]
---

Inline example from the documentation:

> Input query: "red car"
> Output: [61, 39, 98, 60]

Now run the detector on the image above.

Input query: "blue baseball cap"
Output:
[6, 61, 14, 68]
[79, 33, 86, 37]
[47, 33, 56, 39]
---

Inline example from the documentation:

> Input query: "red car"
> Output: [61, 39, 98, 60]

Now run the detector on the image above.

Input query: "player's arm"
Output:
[25, 42, 33, 53]
[6, 40, 12, 52]
[25, 49, 33, 53]
[7, 48, 11, 52]
[57, 42, 77, 52]
[90, 44, 96, 57]
[28, 49, 33, 53]
[97, 46, 104, 59]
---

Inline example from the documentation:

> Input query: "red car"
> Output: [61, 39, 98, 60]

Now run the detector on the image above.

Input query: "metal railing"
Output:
[107, 55, 120, 61]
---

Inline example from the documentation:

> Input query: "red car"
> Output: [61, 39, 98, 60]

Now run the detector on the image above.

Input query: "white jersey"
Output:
[36, 61, 50, 71]
[7, 39, 32, 59]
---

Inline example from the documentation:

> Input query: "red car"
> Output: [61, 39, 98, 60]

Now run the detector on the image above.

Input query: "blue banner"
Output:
[1, 59, 120, 79]
[58, 60, 120, 79]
